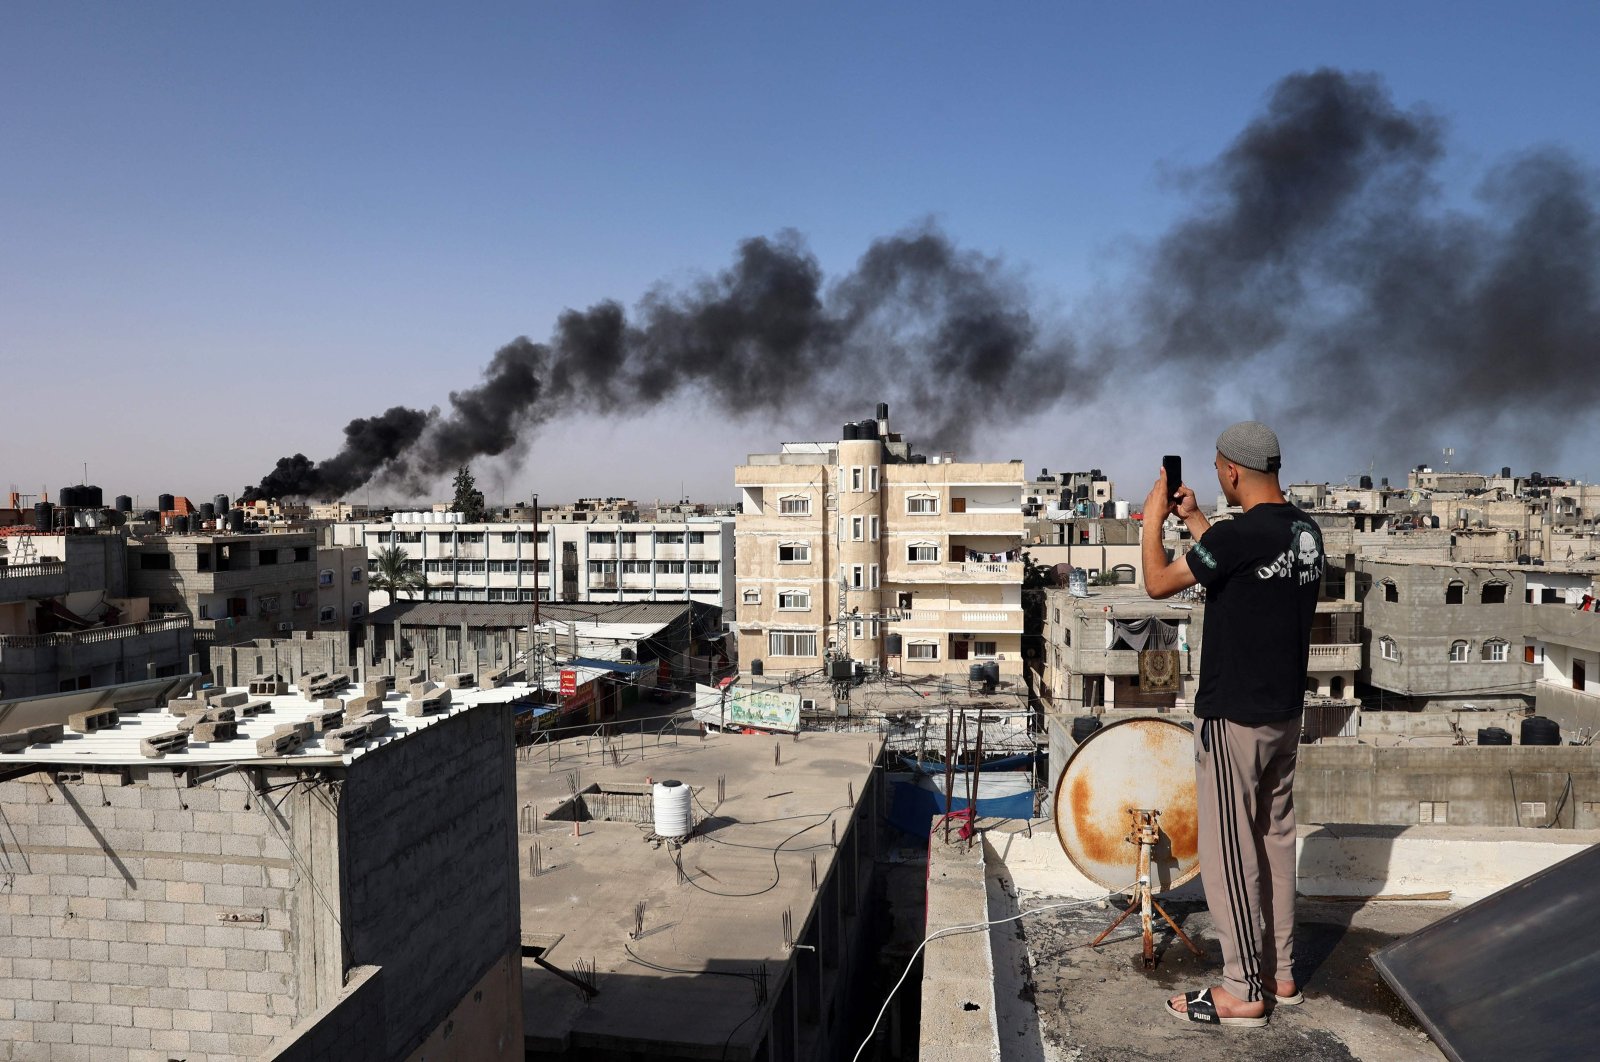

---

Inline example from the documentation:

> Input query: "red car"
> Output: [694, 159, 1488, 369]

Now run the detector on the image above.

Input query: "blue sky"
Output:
[4, 3, 1598, 506]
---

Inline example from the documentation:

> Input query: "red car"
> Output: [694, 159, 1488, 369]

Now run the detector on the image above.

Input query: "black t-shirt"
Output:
[1184, 502, 1324, 723]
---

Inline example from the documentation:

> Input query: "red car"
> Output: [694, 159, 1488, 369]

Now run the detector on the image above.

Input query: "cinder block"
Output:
[255, 730, 301, 757]
[247, 679, 287, 697]
[353, 713, 391, 739]
[165, 697, 202, 716]
[140, 732, 187, 759]
[404, 694, 449, 718]
[363, 676, 395, 697]
[323, 724, 369, 755]
[344, 694, 383, 716]
[306, 708, 343, 733]
[444, 671, 475, 689]
[0, 732, 31, 754]
[274, 721, 314, 743]
[192, 720, 238, 744]
[23, 724, 64, 745]
[238, 700, 272, 717]
[211, 691, 248, 708]
[407, 680, 439, 700]
[67, 708, 119, 734]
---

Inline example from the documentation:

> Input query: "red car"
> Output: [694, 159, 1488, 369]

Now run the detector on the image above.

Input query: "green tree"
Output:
[369, 546, 424, 602]
[452, 466, 487, 522]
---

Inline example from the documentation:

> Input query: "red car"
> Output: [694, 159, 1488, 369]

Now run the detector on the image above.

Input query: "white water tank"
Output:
[652, 780, 693, 839]
[1114, 500, 1130, 519]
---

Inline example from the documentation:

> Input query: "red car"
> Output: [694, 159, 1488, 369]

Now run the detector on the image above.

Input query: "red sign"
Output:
[657, 658, 671, 683]
[559, 669, 577, 696]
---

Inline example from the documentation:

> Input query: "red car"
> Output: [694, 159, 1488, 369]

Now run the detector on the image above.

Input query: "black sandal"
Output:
[1164, 988, 1268, 1027]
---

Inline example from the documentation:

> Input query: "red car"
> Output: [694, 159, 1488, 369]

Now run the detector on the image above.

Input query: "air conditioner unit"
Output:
[277, 622, 292, 632]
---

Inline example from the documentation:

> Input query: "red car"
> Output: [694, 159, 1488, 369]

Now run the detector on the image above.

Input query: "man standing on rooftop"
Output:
[1141, 421, 1324, 1028]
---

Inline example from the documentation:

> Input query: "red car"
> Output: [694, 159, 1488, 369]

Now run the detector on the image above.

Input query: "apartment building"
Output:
[1526, 571, 1600, 734]
[330, 515, 734, 613]
[734, 406, 1026, 681]
[126, 531, 319, 657]
[0, 532, 193, 696]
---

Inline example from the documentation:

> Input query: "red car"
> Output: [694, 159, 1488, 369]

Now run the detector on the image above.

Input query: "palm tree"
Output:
[368, 545, 424, 606]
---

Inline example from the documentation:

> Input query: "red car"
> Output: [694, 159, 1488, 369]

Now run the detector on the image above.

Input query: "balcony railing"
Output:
[0, 615, 192, 649]
[1, 562, 66, 579]
[1307, 643, 1363, 670]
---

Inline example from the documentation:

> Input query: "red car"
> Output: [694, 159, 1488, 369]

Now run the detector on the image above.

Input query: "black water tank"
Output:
[750, 659, 764, 676]
[858, 419, 878, 438]
[842, 423, 859, 441]
[1360, 475, 1373, 489]
[1478, 727, 1512, 746]
[1075, 484, 1089, 499]
[140, 510, 158, 521]
[228, 509, 245, 533]
[1520, 717, 1561, 746]
[911, 454, 927, 464]
[101, 508, 124, 527]
[1070, 716, 1102, 743]
[58, 486, 80, 508]
[983, 662, 1000, 686]
[1381, 477, 1390, 487]
[199, 503, 216, 521]
[173, 515, 190, 535]
[77, 485, 102, 508]
[885, 633, 903, 656]
[1502, 466, 1512, 479]
[213, 493, 229, 511]
[33, 502, 52, 531]
[158, 493, 175, 511]
[968, 663, 986, 682]
[876, 402, 889, 421]
[114, 495, 132, 513]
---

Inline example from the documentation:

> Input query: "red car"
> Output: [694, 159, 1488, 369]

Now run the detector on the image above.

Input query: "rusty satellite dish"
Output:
[1052, 716, 1200, 894]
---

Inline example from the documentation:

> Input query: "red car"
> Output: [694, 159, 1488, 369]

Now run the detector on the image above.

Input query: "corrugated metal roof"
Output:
[365, 599, 694, 629]
[2, 681, 550, 769]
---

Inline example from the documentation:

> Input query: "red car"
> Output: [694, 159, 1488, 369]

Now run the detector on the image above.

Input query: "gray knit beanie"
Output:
[1216, 421, 1282, 473]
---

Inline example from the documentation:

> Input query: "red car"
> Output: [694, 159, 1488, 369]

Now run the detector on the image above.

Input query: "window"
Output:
[1419, 801, 1449, 824]
[972, 640, 997, 658]
[588, 560, 617, 575]
[424, 559, 451, 573]
[870, 563, 879, 588]
[500, 532, 519, 544]
[457, 560, 486, 573]
[689, 561, 719, 574]
[1481, 582, 1508, 604]
[779, 495, 811, 516]
[851, 467, 863, 492]
[351, 603, 364, 618]
[350, 567, 363, 583]
[778, 542, 811, 563]
[434, 532, 454, 544]
[851, 517, 864, 541]
[622, 560, 652, 574]
[657, 531, 685, 544]
[742, 588, 761, 605]
[1575, 658, 1586, 691]
[519, 531, 546, 543]
[258, 549, 278, 566]
[656, 561, 685, 574]
[1519, 801, 1548, 824]
[294, 591, 313, 609]
[688, 531, 706, 544]
[318, 568, 335, 587]
[906, 641, 940, 661]
[768, 630, 817, 657]
[294, 546, 311, 563]
[778, 590, 811, 610]
[869, 516, 879, 541]
[907, 494, 939, 515]
[458, 532, 483, 544]
[1383, 580, 1399, 603]
[195, 551, 212, 571]
[908, 542, 939, 563]
[620, 532, 638, 544]
[319, 606, 336, 622]
[375, 532, 393, 544]
[1449, 640, 1470, 663]
[851, 565, 864, 589]
[1112, 564, 1137, 585]
[1482, 639, 1508, 662]
[869, 466, 879, 492]
[396, 531, 422, 544]
[1446, 580, 1464, 604]
[1378, 637, 1398, 661]
[522, 560, 548, 574]
[198, 602, 211, 619]
[588, 531, 612, 544]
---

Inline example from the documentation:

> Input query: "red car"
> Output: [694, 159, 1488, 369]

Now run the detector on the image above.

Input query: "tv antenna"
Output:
[1442, 447, 1455, 471]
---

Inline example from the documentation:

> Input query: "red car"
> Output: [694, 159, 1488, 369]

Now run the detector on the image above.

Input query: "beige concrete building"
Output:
[734, 407, 1026, 681]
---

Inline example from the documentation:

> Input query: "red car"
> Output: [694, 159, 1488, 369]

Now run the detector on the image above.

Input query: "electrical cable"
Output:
[848, 885, 1139, 1062]
[667, 805, 852, 899]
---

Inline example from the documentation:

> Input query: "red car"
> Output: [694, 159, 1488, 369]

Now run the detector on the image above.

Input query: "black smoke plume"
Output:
[244, 68, 1600, 500]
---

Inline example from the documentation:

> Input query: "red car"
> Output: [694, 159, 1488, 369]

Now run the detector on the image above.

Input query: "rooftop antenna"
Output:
[1443, 447, 1455, 471]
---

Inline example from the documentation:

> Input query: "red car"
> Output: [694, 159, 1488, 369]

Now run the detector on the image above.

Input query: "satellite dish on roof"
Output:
[1052, 716, 1203, 968]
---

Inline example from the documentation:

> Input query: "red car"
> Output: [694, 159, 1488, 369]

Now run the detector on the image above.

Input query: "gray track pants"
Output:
[1194, 715, 1300, 1002]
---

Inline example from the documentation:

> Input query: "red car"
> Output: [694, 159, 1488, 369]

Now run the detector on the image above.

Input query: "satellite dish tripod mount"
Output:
[1090, 808, 1204, 970]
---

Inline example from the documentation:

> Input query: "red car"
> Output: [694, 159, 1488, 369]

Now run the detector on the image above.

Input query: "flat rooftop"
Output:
[1013, 893, 1448, 1061]
[515, 728, 880, 1057]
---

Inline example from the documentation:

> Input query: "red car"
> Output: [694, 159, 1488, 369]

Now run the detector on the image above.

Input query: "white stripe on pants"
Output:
[1194, 715, 1300, 1003]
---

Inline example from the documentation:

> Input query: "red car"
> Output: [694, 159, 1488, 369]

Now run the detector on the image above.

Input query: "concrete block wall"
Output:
[0, 767, 303, 1060]
[336, 702, 523, 1059]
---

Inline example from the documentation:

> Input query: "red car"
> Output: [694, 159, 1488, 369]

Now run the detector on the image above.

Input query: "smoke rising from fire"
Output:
[244, 69, 1600, 501]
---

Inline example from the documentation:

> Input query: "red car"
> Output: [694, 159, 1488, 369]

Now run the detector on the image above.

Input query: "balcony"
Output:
[1308, 643, 1363, 672]
[0, 561, 68, 603]
[889, 561, 1024, 584]
[900, 608, 1019, 632]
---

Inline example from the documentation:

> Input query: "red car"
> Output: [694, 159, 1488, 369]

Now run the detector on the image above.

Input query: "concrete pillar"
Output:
[188, 653, 199, 674]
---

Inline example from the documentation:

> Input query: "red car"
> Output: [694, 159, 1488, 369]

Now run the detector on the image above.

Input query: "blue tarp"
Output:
[898, 752, 1037, 775]
[886, 771, 1035, 836]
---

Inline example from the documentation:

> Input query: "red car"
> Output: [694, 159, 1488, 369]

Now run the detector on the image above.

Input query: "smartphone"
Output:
[1162, 455, 1183, 502]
